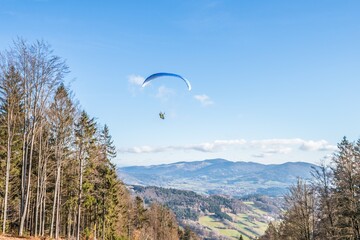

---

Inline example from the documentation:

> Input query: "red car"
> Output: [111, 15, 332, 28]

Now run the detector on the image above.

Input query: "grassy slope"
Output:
[198, 201, 270, 240]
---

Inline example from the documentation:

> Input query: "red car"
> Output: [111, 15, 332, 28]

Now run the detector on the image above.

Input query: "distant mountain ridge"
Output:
[118, 158, 318, 196]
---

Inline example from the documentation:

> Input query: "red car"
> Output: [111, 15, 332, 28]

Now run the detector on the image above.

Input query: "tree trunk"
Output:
[67, 208, 72, 240]
[55, 168, 61, 240]
[50, 149, 59, 238]
[34, 129, 42, 236]
[41, 152, 47, 237]
[19, 126, 36, 236]
[76, 155, 84, 240]
[73, 206, 77, 238]
[2, 111, 13, 234]
[20, 129, 27, 234]
[102, 195, 105, 240]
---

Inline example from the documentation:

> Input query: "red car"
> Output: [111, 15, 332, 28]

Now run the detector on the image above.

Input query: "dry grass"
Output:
[0, 235, 43, 240]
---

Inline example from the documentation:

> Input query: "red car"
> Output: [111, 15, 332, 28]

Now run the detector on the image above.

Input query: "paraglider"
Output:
[142, 72, 191, 91]
[142, 72, 191, 120]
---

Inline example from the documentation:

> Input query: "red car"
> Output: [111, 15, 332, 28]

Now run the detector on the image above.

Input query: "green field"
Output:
[198, 202, 271, 240]
[199, 216, 245, 239]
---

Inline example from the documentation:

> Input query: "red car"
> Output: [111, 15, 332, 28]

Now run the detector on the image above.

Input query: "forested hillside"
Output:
[260, 137, 360, 240]
[132, 186, 283, 239]
[0, 39, 192, 240]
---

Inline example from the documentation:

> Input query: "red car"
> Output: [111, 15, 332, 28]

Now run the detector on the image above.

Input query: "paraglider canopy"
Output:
[142, 72, 191, 91]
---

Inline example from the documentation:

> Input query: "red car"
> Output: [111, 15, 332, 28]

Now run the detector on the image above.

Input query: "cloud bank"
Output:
[119, 138, 337, 156]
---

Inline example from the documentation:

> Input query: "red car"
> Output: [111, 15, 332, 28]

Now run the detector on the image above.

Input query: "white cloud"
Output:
[128, 74, 144, 86]
[250, 138, 336, 152]
[120, 139, 247, 154]
[186, 139, 247, 152]
[122, 146, 166, 154]
[194, 94, 214, 106]
[299, 140, 337, 151]
[119, 138, 337, 157]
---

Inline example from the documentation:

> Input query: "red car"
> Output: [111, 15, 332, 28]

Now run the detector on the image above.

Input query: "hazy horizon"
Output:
[117, 157, 319, 168]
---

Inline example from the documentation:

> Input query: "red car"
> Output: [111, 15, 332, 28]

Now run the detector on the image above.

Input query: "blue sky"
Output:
[1, 0, 360, 166]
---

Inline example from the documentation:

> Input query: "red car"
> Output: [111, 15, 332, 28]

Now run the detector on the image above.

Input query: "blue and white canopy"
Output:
[142, 72, 191, 91]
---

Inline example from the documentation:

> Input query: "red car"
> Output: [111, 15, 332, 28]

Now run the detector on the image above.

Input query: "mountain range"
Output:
[117, 158, 317, 196]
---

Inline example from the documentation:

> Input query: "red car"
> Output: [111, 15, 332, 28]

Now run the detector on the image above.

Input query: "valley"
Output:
[130, 185, 284, 239]
[118, 159, 316, 239]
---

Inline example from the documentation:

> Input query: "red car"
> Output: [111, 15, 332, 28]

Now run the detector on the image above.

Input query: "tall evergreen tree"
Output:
[48, 84, 75, 239]
[74, 111, 96, 240]
[0, 64, 23, 234]
[99, 125, 118, 239]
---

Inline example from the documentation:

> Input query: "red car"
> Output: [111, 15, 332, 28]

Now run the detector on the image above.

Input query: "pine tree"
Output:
[94, 124, 119, 240]
[0, 64, 22, 234]
[133, 196, 148, 229]
[74, 111, 97, 240]
[48, 84, 75, 239]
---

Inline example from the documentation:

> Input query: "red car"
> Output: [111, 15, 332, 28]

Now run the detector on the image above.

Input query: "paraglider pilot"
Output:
[159, 112, 165, 120]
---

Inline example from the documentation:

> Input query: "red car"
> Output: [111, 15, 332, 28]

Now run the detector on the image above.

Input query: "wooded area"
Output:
[0, 39, 192, 240]
[260, 137, 360, 240]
